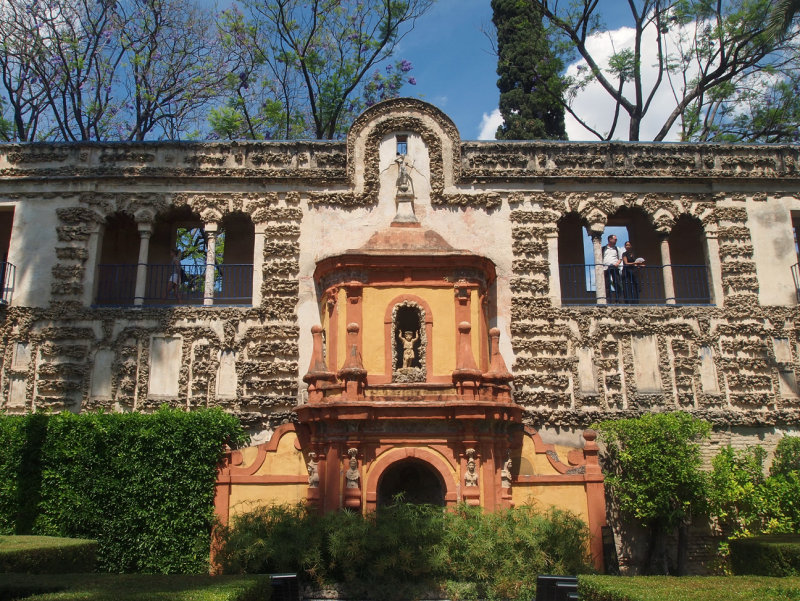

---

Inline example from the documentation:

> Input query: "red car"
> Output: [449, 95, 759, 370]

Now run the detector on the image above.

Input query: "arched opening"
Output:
[96, 212, 138, 305]
[669, 216, 711, 304]
[557, 212, 593, 304]
[217, 212, 255, 305]
[377, 458, 445, 507]
[148, 205, 205, 305]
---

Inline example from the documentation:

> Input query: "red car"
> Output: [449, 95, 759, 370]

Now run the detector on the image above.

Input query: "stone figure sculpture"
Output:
[501, 453, 512, 489]
[345, 448, 360, 489]
[307, 452, 319, 488]
[400, 330, 419, 368]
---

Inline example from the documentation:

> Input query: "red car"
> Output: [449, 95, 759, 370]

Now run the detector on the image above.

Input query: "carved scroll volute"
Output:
[303, 325, 336, 402]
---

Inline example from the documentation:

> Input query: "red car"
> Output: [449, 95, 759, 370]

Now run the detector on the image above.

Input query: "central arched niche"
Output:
[377, 458, 445, 507]
[392, 301, 425, 382]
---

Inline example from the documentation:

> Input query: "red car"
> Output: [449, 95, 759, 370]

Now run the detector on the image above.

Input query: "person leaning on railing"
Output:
[622, 240, 645, 304]
[602, 234, 623, 303]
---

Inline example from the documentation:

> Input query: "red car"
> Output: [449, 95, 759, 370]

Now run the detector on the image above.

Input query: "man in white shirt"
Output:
[602, 234, 623, 303]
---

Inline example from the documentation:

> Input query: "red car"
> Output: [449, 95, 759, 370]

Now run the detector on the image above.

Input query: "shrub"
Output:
[578, 575, 800, 601]
[0, 535, 97, 573]
[217, 501, 593, 600]
[730, 535, 800, 576]
[0, 408, 245, 573]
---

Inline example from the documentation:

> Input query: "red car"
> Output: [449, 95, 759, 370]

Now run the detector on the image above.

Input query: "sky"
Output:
[394, 0, 679, 142]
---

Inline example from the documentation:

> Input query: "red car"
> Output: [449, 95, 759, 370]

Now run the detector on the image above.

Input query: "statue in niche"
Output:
[345, 448, 360, 489]
[400, 330, 420, 368]
[464, 449, 478, 487]
[392, 302, 425, 383]
[307, 452, 319, 488]
[501, 452, 513, 489]
[395, 155, 411, 193]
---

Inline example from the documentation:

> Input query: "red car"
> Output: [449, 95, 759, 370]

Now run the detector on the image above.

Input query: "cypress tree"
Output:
[492, 0, 567, 140]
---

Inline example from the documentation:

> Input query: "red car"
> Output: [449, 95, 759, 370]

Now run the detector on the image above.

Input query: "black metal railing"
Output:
[559, 264, 711, 305]
[0, 261, 15, 304]
[793, 263, 800, 303]
[95, 263, 253, 306]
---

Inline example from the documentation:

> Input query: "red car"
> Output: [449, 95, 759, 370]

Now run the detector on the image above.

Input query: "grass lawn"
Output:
[0, 536, 96, 553]
[0, 573, 271, 601]
[579, 575, 800, 601]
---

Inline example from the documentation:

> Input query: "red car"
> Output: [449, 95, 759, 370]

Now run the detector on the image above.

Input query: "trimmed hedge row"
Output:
[0, 573, 272, 601]
[0, 535, 97, 573]
[730, 535, 800, 576]
[578, 575, 800, 601]
[0, 408, 245, 573]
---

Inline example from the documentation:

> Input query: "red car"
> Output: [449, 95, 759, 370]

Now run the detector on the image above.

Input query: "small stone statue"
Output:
[345, 448, 360, 489]
[501, 453, 512, 489]
[307, 452, 319, 488]
[465, 458, 478, 487]
[395, 155, 411, 193]
[400, 330, 419, 368]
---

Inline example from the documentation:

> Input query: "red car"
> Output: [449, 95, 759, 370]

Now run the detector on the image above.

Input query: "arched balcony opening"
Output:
[558, 212, 594, 304]
[668, 216, 712, 305]
[95, 212, 139, 305]
[216, 212, 255, 305]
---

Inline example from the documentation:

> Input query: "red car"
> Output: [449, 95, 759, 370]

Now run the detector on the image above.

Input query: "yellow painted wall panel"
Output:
[512, 484, 590, 524]
[228, 485, 306, 518]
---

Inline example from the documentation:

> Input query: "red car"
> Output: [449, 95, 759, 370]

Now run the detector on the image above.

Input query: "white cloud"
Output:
[478, 108, 503, 140]
[563, 24, 688, 141]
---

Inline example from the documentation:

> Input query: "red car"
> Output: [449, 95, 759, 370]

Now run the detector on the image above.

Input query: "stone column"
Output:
[546, 231, 561, 307]
[134, 223, 153, 306]
[591, 233, 606, 305]
[251, 224, 266, 307]
[204, 223, 218, 306]
[660, 234, 676, 305]
[704, 228, 724, 306]
[83, 223, 103, 306]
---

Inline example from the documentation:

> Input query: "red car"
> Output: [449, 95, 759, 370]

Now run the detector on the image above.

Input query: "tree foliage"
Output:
[534, 0, 800, 142]
[491, 0, 566, 140]
[216, 0, 432, 140]
[598, 412, 710, 574]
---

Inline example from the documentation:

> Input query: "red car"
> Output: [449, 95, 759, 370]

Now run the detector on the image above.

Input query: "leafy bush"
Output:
[597, 412, 710, 574]
[0, 408, 245, 573]
[217, 501, 593, 600]
[0, 535, 97, 574]
[730, 535, 800, 576]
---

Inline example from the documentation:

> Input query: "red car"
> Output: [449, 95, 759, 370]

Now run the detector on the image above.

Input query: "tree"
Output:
[597, 412, 710, 575]
[533, 0, 800, 142]
[216, 0, 433, 140]
[768, 0, 800, 38]
[491, 0, 566, 140]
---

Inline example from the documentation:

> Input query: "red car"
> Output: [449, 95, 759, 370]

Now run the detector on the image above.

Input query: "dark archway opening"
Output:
[377, 459, 444, 507]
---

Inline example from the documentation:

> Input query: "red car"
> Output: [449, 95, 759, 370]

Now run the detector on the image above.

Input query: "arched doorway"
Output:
[377, 458, 445, 507]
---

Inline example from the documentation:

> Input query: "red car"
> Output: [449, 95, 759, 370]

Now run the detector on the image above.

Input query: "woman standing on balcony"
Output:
[166, 248, 182, 302]
[622, 241, 644, 304]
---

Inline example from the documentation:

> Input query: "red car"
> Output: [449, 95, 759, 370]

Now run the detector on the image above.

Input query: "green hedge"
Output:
[0, 408, 245, 573]
[578, 575, 800, 601]
[0, 573, 271, 601]
[730, 535, 800, 576]
[0, 535, 97, 573]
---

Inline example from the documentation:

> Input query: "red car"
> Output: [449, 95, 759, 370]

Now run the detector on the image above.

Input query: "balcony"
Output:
[559, 264, 712, 305]
[95, 263, 253, 307]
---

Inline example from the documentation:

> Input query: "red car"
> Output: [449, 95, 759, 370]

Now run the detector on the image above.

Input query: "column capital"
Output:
[137, 223, 153, 237]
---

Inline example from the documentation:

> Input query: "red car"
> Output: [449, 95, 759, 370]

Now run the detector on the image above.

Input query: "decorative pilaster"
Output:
[303, 325, 336, 402]
[338, 323, 367, 400]
[251, 224, 266, 307]
[452, 321, 481, 398]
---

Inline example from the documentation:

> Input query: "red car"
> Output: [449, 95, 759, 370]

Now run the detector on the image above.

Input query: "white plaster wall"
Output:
[5, 199, 61, 307]
[748, 196, 799, 307]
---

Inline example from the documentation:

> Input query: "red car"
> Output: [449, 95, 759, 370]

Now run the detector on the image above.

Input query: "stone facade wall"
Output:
[0, 99, 798, 450]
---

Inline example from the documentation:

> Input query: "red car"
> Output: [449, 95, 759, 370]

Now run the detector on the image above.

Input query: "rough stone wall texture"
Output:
[0, 103, 799, 450]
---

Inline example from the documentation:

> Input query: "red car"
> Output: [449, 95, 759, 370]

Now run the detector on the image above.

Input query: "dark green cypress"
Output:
[492, 0, 567, 140]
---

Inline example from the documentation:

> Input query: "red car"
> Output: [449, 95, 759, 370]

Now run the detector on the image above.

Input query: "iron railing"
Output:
[559, 264, 711, 305]
[793, 263, 800, 303]
[95, 263, 253, 306]
[0, 261, 15, 304]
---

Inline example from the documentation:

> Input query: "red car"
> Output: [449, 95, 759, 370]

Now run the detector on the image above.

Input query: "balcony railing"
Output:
[95, 263, 253, 306]
[559, 264, 711, 305]
[0, 261, 15, 304]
